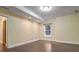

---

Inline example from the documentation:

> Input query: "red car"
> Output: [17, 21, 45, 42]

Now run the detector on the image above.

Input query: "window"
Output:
[44, 24, 52, 37]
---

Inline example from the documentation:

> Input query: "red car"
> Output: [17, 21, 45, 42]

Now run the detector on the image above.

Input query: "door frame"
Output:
[0, 15, 8, 47]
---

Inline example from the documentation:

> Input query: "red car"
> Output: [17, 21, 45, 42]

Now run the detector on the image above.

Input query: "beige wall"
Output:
[54, 13, 79, 43]
[8, 17, 40, 46]
[0, 18, 3, 44]
[40, 13, 79, 44]
[0, 8, 40, 47]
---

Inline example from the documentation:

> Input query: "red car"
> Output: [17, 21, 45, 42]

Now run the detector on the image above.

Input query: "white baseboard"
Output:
[41, 39, 79, 45]
[7, 39, 39, 48]
[54, 40, 79, 45]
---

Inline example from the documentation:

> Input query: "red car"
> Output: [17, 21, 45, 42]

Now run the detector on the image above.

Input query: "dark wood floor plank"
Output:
[0, 40, 79, 52]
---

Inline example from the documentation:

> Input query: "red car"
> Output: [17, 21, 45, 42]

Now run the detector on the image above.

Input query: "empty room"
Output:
[0, 6, 79, 52]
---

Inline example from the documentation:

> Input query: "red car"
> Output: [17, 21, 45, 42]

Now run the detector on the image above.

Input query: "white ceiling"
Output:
[25, 6, 79, 20]
[1, 6, 79, 22]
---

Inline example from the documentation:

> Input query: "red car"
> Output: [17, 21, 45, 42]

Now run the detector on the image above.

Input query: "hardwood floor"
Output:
[1, 40, 79, 52]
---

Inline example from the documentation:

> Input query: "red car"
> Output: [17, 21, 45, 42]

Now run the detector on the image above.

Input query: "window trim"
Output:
[43, 24, 52, 37]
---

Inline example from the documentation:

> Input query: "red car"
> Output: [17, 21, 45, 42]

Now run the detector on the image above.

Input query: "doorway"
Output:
[0, 16, 7, 49]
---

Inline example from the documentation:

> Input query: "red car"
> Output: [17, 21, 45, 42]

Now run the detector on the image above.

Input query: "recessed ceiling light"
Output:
[40, 6, 52, 12]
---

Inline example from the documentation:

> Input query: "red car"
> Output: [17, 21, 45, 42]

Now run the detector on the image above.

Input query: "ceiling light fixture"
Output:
[40, 6, 52, 12]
